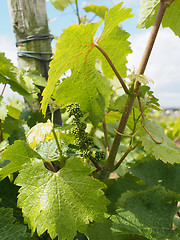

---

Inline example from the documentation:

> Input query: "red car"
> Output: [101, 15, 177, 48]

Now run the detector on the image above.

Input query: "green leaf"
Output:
[0, 52, 16, 82]
[7, 105, 21, 119]
[0, 207, 36, 240]
[49, 0, 74, 11]
[139, 120, 180, 164]
[173, 117, 180, 136]
[86, 218, 114, 240]
[137, 0, 159, 29]
[162, 0, 180, 37]
[129, 157, 180, 194]
[42, 3, 133, 125]
[105, 173, 145, 214]
[112, 208, 152, 237]
[26, 71, 47, 87]
[0, 178, 23, 223]
[15, 157, 109, 240]
[0, 96, 8, 121]
[137, 0, 180, 37]
[113, 186, 180, 239]
[110, 94, 146, 112]
[26, 121, 53, 149]
[0, 140, 42, 181]
[84, 4, 108, 19]
[97, 3, 133, 79]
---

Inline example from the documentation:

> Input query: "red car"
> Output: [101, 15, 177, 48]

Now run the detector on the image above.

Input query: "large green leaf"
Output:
[15, 157, 109, 240]
[50, 0, 74, 11]
[129, 157, 180, 194]
[84, 4, 108, 19]
[0, 207, 36, 240]
[112, 186, 180, 239]
[42, 3, 133, 125]
[86, 218, 114, 240]
[0, 140, 41, 181]
[137, 0, 180, 37]
[138, 120, 180, 164]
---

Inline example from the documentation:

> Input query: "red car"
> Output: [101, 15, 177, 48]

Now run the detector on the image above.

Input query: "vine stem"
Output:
[52, 128, 62, 157]
[114, 141, 141, 171]
[1, 83, 7, 96]
[75, 0, 81, 25]
[94, 43, 129, 94]
[104, 0, 167, 172]
[102, 118, 110, 154]
[0, 84, 7, 143]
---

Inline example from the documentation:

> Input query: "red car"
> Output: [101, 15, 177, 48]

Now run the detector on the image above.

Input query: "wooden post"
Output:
[7, 0, 52, 80]
[7, 0, 62, 124]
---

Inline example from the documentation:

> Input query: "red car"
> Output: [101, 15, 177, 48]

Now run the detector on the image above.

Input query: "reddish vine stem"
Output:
[114, 141, 141, 171]
[94, 43, 129, 94]
[103, 0, 167, 172]
[102, 118, 110, 154]
[1, 83, 7, 96]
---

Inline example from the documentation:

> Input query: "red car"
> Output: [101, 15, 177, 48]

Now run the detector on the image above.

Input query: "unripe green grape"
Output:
[95, 151, 105, 162]
[80, 149, 92, 159]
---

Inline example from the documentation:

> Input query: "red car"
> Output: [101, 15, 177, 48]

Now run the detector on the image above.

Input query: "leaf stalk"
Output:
[94, 43, 129, 94]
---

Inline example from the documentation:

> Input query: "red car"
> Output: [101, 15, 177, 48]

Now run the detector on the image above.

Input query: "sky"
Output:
[0, 0, 180, 109]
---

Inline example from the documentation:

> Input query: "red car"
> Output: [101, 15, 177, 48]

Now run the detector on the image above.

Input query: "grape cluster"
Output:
[95, 151, 105, 162]
[66, 103, 83, 118]
[66, 103, 105, 163]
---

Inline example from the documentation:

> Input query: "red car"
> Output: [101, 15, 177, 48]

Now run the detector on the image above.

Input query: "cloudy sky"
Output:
[0, 0, 180, 108]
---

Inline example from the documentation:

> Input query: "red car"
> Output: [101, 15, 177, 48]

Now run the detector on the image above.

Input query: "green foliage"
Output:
[15, 157, 109, 239]
[84, 4, 108, 19]
[137, 0, 180, 37]
[0, 140, 41, 181]
[41, 3, 133, 125]
[139, 120, 180, 164]
[0, 207, 36, 240]
[0, 96, 8, 121]
[129, 157, 180, 193]
[1, 1, 180, 239]
[50, 0, 74, 11]
[112, 186, 180, 239]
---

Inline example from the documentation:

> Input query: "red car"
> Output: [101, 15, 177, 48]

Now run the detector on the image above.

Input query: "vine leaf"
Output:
[137, 0, 160, 29]
[15, 157, 109, 240]
[129, 157, 180, 194]
[96, 3, 133, 79]
[0, 178, 23, 223]
[0, 140, 42, 181]
[84, 4, 108, 19]
[49, 0, 74, 11]
[26, 121, 53, 149]
[137, 0, 180, 37]
[0, 96, 8, 121]
[0, 53, 41, 105]
[112, 186, 180, 239]
[86, 218, 114, 240]
[138, 120, 180, 164]
[162, 0, 180, 37]
[173, 116, 180, 136]
[0, 207, 36, 240]
[41, 3, 133, 126]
